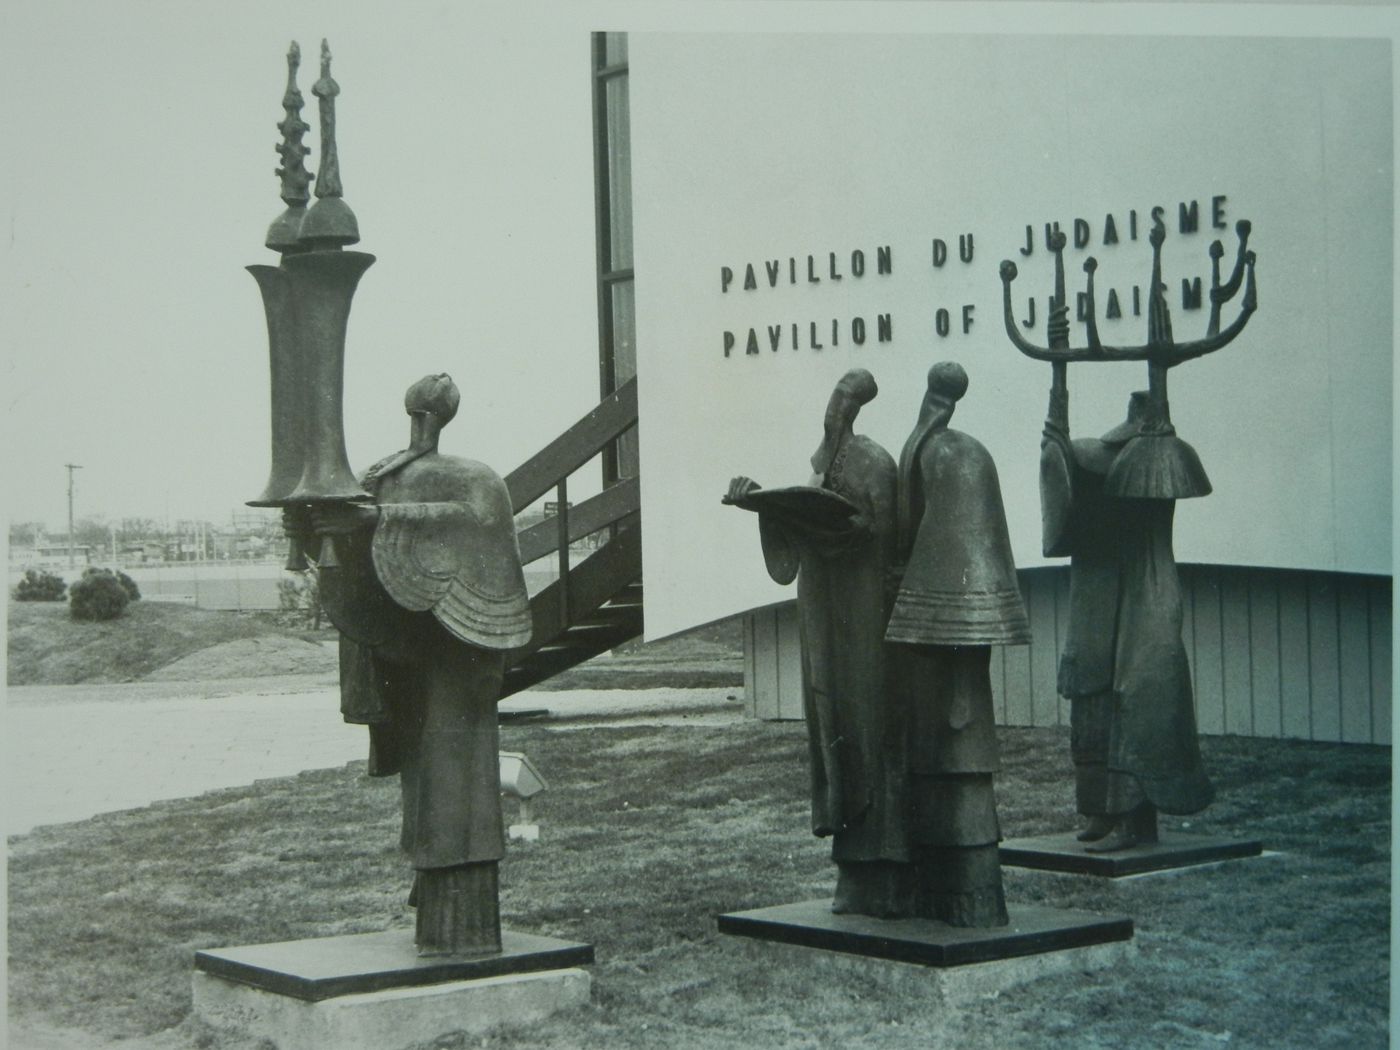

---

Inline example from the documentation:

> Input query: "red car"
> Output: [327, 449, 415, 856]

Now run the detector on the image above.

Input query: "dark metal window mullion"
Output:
[592, 34, 620, 484]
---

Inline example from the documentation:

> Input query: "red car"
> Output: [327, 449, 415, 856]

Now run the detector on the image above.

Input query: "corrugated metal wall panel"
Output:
[1249, 575, 1283, 738]
[1027, 577, 1060, 727]
[1221, 572, 1254, 736]
[1371, 588, 1393, 746]
[1193, 572, 1227, 736]
[743, 566, 1393, 745]
[1338, 587, 1374, 744]
[1308, 576, 1343, 742]
[1278, 573, 1313, 740]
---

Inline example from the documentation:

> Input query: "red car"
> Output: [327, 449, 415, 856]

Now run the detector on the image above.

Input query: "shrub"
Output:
[13, 568, 67, 602]
[114, 570, 140, 601]
[69, 569, 131, 621]
[79, 566, 139, 599]
[277, 570, 322, 629]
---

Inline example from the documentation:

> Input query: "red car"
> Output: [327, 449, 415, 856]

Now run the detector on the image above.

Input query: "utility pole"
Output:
[64, 463, 83, 568]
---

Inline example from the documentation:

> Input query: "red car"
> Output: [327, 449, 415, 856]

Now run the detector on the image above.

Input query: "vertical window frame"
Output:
[592, 32, 636, 485]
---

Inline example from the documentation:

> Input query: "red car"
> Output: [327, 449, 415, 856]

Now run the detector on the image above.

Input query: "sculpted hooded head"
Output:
[405, 373, 461, 424]
[926, 360, 968, 409]
[812, 368, 879, 475]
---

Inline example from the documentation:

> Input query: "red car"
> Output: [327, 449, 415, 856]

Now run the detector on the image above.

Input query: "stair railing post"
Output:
[556, 477, 570, 627]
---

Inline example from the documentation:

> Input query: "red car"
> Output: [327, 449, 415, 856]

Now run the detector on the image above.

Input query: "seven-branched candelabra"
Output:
[1000, 213, 1257, 437]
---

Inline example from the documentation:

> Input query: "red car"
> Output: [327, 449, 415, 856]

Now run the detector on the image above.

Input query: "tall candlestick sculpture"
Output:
[247, 40, 373, 570]
[199, 47, 592, 1044]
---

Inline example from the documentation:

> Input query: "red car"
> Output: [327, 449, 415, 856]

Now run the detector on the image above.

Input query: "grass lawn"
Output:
[6, 598, 742, 690]
[6, 600, 329, 686]
[7, 719, 1388, 1049]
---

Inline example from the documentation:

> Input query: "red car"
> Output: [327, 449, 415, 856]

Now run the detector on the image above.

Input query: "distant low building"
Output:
[9, 544, 93, 568]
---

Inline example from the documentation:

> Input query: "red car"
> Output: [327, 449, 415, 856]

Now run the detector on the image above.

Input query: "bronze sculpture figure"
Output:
[726, 369, 912, 917]
[726, 364, 1029, 927]
[1039, 386, 1214, 849]
[1001, 213, 1258, 850]
[885, 362, 1030, 926]
[291, 374, 533, 955]
[250, 44, 532, 955]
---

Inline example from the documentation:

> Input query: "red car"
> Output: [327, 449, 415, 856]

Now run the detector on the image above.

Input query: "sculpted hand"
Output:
[724, 476, 761, 505]
[281, 506, 312, 537]
[309, 503, 379, 535]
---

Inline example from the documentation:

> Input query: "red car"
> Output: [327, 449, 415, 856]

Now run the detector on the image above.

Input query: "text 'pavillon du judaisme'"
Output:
[718, 195, 1235, 358]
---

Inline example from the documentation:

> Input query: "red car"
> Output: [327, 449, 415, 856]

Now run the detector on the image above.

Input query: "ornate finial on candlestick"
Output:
[1145, 213, 1174, 349]
[266, 41, 314, 252]
[1046, 229, 1071, 350]
[312, 39, 342, 199]
[1208, 220, 1252, 337]
[300, 38, 360, 247]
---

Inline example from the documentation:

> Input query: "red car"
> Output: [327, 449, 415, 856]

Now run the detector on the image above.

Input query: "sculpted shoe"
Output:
[1076, 815, 1115, 842]
[1083, 803, 1158, 852]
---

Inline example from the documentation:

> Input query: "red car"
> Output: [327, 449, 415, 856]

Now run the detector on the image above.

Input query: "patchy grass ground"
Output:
[5, 600, 330, 686]
[8, 723, 1388, 1050]
[7, 598, 741, 690]
[538, 617, 743, 691]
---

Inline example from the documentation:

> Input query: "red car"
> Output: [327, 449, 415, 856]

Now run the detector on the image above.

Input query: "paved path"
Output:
[5, 678, 743, 837]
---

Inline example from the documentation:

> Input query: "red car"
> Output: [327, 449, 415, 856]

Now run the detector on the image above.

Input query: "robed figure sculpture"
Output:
[726, 369, 912, 917]
[885, 362, 1030, 927]
[287, 373, 533, 956]
[1039, 384, 1214, 849]
[1002, 213, 1256, 852]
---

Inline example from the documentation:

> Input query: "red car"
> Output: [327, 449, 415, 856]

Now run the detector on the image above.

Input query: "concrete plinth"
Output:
[194, 967, 589, 1050]
[718, 901, 1132, 1000]
[193, 928, 592, 1050]
[999, 832, 1264, 877]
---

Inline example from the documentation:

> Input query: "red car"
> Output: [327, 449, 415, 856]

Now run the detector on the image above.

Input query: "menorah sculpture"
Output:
[246, 40, 373, 571]
[999, 214, 1257, 851]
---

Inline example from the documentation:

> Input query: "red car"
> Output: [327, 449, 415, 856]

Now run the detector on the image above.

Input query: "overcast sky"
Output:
[2, 0, 619, 532]
[4, 0, 1396, 535]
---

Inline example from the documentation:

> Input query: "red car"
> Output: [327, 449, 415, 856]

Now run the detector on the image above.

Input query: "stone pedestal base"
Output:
[193, 929, 591, 1050]
[718, 901, 1132, 1000]
[999, 833, 1264, 877]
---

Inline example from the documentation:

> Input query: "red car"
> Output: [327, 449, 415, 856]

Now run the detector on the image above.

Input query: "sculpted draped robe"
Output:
[886, 424, 1030, 848]
[1041, 424, 1214, 816]
[754, 434, 908, 867]
[318, 450, 533, 872]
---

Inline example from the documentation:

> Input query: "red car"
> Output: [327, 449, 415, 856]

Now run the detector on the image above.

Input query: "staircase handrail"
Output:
[502, 376, 642, 674]
[516, 476, 640, 565]
[504, 376, 638, 513]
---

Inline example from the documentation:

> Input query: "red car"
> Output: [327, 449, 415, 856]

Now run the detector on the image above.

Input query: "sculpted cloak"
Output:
[1041, 390, 1214, 819]
[730, 369, 910, 916]
[315, 374, 532, 955]
[885, 361, 1029, 927]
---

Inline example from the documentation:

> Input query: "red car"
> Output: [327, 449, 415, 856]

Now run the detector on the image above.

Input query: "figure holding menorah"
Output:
[1000, 211, 1257, 851]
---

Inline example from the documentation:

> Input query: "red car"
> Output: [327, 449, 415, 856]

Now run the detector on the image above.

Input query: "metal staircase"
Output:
[500, 377, 642, 698]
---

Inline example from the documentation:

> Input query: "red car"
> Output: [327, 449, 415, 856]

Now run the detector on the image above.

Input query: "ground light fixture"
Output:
[500, 751, 547, 841]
